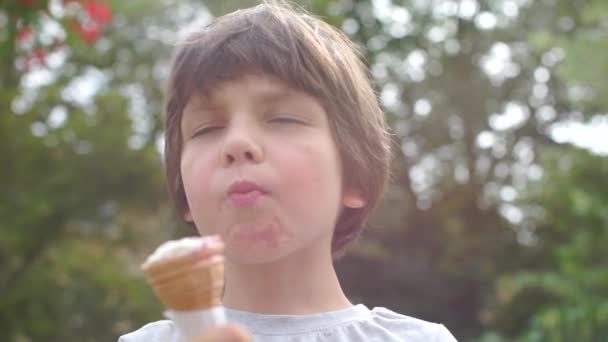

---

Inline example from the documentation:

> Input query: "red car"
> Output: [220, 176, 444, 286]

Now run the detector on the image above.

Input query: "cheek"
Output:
[180, 149, 215, 209]
[280, 141, 342, 205]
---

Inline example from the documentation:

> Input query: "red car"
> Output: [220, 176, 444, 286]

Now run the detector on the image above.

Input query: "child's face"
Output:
[179, 73, 364, 264]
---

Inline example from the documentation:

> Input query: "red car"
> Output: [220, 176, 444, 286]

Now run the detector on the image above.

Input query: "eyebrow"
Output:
[185, 86, 298, 115]
[252, 87, 296, 105]
[182, 102, 222, 116]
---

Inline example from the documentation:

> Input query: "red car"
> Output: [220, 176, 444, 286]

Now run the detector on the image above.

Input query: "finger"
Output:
[191, 235, 224, 262]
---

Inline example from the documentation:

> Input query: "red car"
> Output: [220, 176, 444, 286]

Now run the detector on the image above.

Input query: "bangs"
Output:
[169, 7, 338, 113]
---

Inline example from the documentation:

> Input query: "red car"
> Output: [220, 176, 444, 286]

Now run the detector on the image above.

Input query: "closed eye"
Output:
[192, 125, 223, 138]
[269, 115, 308, 125]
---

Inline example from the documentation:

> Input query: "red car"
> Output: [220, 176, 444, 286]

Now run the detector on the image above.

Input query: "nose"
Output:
[221, 122, 264, 167]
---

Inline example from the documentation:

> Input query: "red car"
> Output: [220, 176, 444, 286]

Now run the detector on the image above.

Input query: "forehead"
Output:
[191, 73, 285, 104]
[182, 72, 318, 115]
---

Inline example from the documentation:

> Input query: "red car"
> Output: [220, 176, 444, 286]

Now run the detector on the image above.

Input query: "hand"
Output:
[190, 324, 251, 342]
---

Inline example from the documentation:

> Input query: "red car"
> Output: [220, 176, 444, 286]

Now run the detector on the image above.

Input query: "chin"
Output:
[224, 244, 296, 265]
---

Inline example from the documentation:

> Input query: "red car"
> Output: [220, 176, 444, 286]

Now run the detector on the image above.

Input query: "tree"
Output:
[0, 0, 187, 339]
[481, 0, 608, 339]
[483, 147, 608, 341]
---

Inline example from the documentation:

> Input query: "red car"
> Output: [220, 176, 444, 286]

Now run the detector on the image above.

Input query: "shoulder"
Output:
[118, 320, 180, 342]
[364, 307, 458, 341]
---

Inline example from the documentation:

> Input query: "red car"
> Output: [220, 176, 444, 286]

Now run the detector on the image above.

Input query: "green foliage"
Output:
[1, 0, 183, 340]
[480, 1, 608, 338]
[2, 237, 163, 341]
[486, 148, 608, 341]
[528, 0, 608, 109]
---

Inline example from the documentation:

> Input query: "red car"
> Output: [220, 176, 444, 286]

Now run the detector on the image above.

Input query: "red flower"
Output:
[73, 20, 101, 44]
[16, 26, 34, 43]
[33, 49, 47, 65]
[85, 1, 112, 25]
[66, 1, 112, 44]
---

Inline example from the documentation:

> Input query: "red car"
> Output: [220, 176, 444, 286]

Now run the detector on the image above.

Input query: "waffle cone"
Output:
[143, 253, 224, 312]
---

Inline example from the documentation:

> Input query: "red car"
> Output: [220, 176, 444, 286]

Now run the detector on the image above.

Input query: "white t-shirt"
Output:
[118, 304, 457, 341]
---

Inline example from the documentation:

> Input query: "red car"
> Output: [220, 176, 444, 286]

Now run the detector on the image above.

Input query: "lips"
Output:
[227, 180, 267, 207]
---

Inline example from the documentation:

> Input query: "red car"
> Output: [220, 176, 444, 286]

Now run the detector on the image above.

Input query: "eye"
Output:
[191, 125, 223, 138]
[269, 114, 307, 125]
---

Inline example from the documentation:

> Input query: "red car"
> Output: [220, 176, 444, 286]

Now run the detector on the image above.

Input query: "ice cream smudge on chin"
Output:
[228, 222, 292, 248]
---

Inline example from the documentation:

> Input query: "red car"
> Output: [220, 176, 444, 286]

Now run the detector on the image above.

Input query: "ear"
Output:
[342, 189, 366, 209]
[183, 210, 193, 222]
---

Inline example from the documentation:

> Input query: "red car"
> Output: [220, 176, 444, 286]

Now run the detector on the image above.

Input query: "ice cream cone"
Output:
[141, 236, 227, 340]
[143, 254, 224, 311]
[142, 236, 224, 312]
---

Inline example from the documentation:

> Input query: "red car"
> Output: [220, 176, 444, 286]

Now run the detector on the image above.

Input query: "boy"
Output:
[120, 1, 457, 341]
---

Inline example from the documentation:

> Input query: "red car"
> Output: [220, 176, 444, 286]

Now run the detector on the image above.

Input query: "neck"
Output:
[221, 242, 352, 315]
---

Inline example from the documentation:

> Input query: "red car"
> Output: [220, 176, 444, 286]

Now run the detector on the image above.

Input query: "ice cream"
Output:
[142, 235, 226, 339]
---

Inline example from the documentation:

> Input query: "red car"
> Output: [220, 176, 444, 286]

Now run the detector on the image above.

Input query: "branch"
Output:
[1, 11, 18, 92]
[0, 213, 67, 297]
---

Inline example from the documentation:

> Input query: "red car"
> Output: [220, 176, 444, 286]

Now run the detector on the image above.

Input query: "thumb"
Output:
[190, 324, 251, 342]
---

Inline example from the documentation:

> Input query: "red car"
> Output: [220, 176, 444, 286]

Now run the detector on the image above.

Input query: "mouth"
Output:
[226, 180, 267, 208]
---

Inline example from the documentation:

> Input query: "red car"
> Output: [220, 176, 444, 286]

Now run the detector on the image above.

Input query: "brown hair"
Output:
[164, 0, 391, 255]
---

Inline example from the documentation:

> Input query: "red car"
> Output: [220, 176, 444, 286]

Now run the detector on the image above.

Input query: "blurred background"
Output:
[1, 0, 607, 340]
